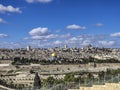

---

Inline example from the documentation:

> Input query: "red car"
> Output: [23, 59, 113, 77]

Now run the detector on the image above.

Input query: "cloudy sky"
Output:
[0, 0, 120, 48]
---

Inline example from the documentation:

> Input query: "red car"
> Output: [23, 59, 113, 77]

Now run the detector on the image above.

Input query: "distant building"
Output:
[26, 45, 31, 51]
[64, 44, 68, 48]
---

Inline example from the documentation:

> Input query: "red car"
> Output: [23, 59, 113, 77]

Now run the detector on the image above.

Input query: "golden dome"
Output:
[51, 53, 57, 57]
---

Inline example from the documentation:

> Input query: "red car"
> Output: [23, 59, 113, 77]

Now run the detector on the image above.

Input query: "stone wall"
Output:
[68, 83, 120, 90]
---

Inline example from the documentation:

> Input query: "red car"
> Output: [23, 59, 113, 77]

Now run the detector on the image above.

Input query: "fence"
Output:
[44, 74, 120, 90]
[0, 74, 120, 90]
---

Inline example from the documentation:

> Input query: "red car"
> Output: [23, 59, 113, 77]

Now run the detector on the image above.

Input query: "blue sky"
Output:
[0, 0, 120, 48]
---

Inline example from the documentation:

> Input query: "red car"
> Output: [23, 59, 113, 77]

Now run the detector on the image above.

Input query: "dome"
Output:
[51, 53, 57, 57]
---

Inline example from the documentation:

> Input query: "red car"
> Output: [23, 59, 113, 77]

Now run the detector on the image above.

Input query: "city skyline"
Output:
[0, 0, 120, 48]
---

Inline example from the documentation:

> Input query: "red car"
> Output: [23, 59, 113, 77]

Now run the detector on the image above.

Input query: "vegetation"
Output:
[0, 79, 17, 89]
[64, 73, 75, 82]
[34, 72, 41, 89]
[0, 68, 120, 89]
[11, 56, 120, 65]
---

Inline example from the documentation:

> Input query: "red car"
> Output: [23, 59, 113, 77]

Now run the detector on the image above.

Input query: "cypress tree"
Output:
[33, 72, 41, 89]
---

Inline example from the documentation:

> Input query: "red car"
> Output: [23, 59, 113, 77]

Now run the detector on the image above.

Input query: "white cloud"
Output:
[0, 34, 8, 38]
[110, 32, 120, 37]
[26, 0, 53, 3]
[78, 37, 83, 41]
[0, 42, 23, 49]
[65, 37, 78, 44]
[54, 40, 62, 45]
[98, 41, 115, 46]
[27, 40, 52, 48]
[69, 37, 78, 41]
[60, 33, 71, 38]
[0, 18, 6, 23]
[29, 27, 59, 40]
[81, 40, 92, 46]
[66, 24, 86, 30]
[95, 23, 103, 27]
[24, 37, 30, 40]
[31, 34, 58, 40]
[66, 36, 92, 46]
[29, 27, 49, 36]
[0, 4, 21, 13]
[46, 34, 58, 39]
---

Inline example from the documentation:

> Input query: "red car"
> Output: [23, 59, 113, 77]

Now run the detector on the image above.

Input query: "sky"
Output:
[0, 0, 120, 48]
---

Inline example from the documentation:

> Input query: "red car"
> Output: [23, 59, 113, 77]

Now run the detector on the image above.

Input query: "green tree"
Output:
[33, 72, 41, 89]
[30, 69, 35, 74]
[98, 71, 105, 79]
[46, 76, 55, 86]
[64, 73, 75, 82]
[87, 73, 94, 80]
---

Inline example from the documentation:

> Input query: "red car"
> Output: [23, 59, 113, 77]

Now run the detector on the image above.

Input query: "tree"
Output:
[98, 71, 105, 79]
[33, 72, 41, 89]
[30, 69, 35, 74]
[45, 76, 55, 87]
[64, 73, 75, 82]
[87, 73, 94, 80]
